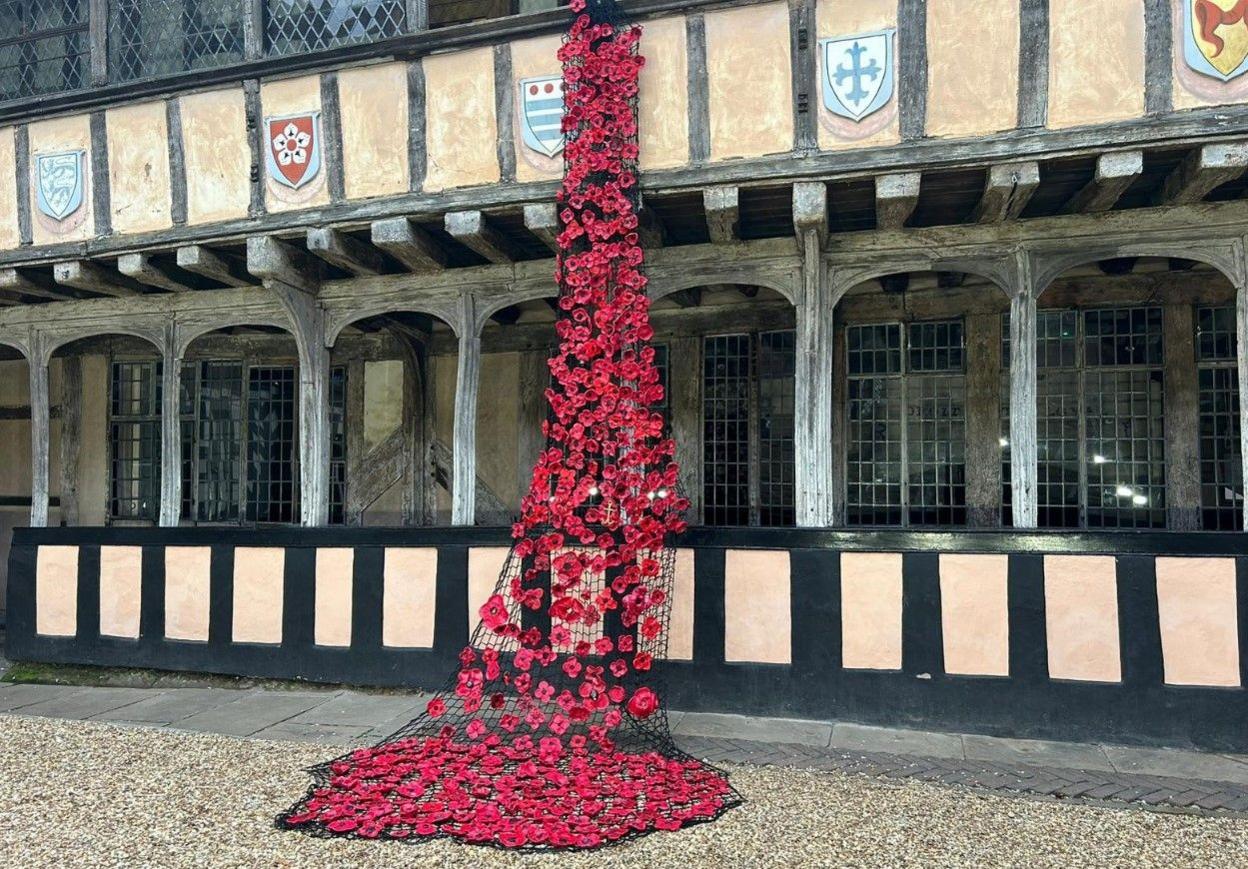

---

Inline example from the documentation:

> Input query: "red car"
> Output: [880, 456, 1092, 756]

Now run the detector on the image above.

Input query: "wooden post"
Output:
[965, 312, 1003, 527]
[59, 355, 82, 526]
[29, 334, 49, 528]
[669, 337, 702, 523]
[1008, 262, 1039, 528]
[1238, 273, 1248, 530]
[1162, 303, 1201, 529]
[793, 182, 833, 527]
[159, 325, 183, 527]
[452, 295, 481, 526]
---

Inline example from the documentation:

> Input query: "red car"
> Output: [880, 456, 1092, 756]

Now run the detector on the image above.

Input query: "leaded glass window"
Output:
[246, 365, 299, 523]
[329, 365, 347, 525]
[1197, 306, 1242, 531]
[265, 0, 405, 56]
[109, 361, 162, 521]
[0, 0, 88, 101]
[846, 321, 966, 526]
[701, 331, 795, 527]
[109, 0, 244, 82]
[195, 360, 245, 522]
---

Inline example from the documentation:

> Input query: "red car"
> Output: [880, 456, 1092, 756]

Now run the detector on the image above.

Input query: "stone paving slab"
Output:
[0, 683, 80, 712]
[1103, 744, 1248, 786]
[91, 688, 241, 724]
[963, 734, 1116, 772]
[251, 721, 375, 746]
[285, 690, 428, 728]
[14, 687, 151, 719]
[830, 722, 966, 759]
[672, 712, 833, 747]
[174, 690, 336, 737]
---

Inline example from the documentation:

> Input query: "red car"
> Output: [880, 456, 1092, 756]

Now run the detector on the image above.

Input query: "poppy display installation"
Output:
[276, 0, 740, 850]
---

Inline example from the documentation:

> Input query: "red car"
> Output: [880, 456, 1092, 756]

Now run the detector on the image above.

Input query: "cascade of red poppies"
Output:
[277, 0, 740, 850]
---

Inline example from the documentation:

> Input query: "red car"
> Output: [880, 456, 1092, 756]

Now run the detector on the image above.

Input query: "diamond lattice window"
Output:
[265, 0, 405, 56]
[0, 0, 88, 101]
[109, 0, 244, 82]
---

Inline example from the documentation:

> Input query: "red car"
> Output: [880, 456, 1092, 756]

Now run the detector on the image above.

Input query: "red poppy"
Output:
[626, 687, 659, 719]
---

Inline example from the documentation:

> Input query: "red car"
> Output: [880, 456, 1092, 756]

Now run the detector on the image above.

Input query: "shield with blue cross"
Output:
[821, 29, 896, 123]
[35, 150, 85, 222]
[519, 75, 566, 158]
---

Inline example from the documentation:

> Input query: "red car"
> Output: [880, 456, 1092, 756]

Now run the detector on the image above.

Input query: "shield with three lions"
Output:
[1185, 0, 1248, 81]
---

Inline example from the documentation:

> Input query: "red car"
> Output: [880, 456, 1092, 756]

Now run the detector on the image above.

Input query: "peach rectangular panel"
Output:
[724, 549, 791, 665]
[637, 16, 689, 170]
[261, 75, 328, 213]
[28, 114, 93, 245]
[1043, 555, 1122, 683]
[383, 547, 438, 648]
[468, 546, 515, 646]
[98, 545, 142, 639]
[179, 88, 252, 224]
[1155, 557, 1241, 687]
[814, 0, 900, 151]
[35, 545, 78, 637]
[165, 546, 211, 641]
[841, 552, 903, 670]
[925, 0, 1019, 137]
[339, 62, 410, 200]
[423, 47, 500, 191]
[232, 547, 285, 645]
[939, 553, 1009, 677]
[106, 101, 172, 234]
[704, 2, 794, 161]
[0, 127, 20, 249]
[662, 549, 695, 661]
[315, 547, 354, 647]
[1048, 0, 1145, 127]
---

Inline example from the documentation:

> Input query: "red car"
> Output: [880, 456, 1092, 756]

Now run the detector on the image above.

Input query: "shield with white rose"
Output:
[265, 112, 322, 189]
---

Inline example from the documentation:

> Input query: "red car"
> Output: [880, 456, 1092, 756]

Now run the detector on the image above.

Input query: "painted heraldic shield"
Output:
[519, 75, 566, 158]
[265, 112, 322, 189]
[35, 150, 85, 221]
[821, 29, 896, 122]
[1185, 0, 1248, 81]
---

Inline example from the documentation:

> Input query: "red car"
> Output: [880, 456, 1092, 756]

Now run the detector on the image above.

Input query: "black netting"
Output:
[278, 0, 741, 850]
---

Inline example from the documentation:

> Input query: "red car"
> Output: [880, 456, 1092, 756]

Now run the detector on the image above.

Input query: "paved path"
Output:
[4, 680, 1248, 815]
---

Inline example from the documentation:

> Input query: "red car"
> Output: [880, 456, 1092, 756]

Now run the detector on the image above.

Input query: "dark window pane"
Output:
[702, 334, 750, 526]
[0, 1, 88, 101]
[266, 0, 405, 56]
[246, 365, 298, 523]
[109, 0, 244, 82]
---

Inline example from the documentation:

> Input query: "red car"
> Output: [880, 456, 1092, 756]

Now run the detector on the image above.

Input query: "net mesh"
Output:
[277, 0, 741, 849]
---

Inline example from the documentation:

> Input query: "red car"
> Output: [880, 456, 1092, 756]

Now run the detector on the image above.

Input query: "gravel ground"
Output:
[2, 716, 1247, 868]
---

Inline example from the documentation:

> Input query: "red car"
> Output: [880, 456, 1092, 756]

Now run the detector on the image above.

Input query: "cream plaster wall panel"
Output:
[363, 359, 404, 450]
[165, 546, 211, 641]
[1048, 0, 1145, 128]
[814, 0, 900, 150]
[181, 88, 251, 225]
[315, 547, 354, 647]
[35, 545, 78, 636]
[511, 34, 565, 182]
[28, 114, 93, 245]
[261, 75, 329, 212]
[939, 554, 1009, 677]
[663, 548, 695, 661]
[78, 356, 109, 526]
[724, 549, 791, 664]
[0, 127, 19, 249]
[1043, 555, 1121, 682]
[106, 101, 172, 234]
[1173, 0, 1248, 109]
[340, 62, 410, 199]
[926, 0, 1018, 137]
[383, 546, 438, 647]
[477, 353, 520, 507]
[363, 480, 404, 526]
[424, 48, 500, 192]
[233, 547, 285, 644]
[1155, 557, 1240, 687]
[705, 3, 793, 161]
[638, 17, 689, 170]
[841, 552, 903, 670]
[99, 545, 142, 639]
